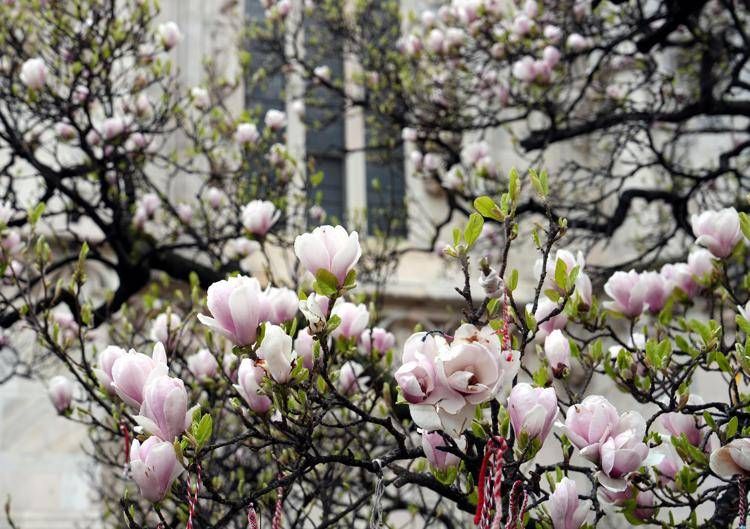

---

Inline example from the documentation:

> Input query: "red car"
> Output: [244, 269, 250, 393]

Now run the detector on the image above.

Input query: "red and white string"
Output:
[186, 463, 202, 529]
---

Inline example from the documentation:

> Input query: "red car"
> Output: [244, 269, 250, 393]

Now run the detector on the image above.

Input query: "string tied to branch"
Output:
[739, 477, 747, 529]
[369, 459, 385, 529]
[185, 462, 202, 529]
[474, 436, 525, 529]
[248, 502, 260, 529]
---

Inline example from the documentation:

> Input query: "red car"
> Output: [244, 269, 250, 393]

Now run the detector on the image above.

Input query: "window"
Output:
[244, 0, 406, 235]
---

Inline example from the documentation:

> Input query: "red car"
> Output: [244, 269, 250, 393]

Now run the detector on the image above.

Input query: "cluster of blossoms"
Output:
[604, 208, 742, 318]
[395, 325, 520, 436]
[46, 224, 401, 503]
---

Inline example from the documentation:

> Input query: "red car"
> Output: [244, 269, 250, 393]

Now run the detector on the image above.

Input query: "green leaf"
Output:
[314, 269, 339, 296]
[508, 168, 520, 203]
[452, 227, 461, 247]
[508, 269, 519, 291]
[464, 213, 484, 248]
[726, 415, 739, 439]
[740, 212, 750, 240]
[473, 196, 503, 221]
[326, 314, 342, 333]
[195, 414, 213, 448]
[29, 202, 45, 225]
[342, 269, 357, 290]
[554, 258, 568, 291]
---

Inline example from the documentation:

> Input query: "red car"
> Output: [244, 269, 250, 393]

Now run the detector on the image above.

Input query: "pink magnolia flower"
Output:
[294, 225, 361, 285]
[566, 33, 589, 52]
[547, 477, 590, 529]
[544, 329, 571, 376]
[140, 192, 160, 216]
[55, 122, 77, 141]
[72, 85, 89, 104]
[359, 327, 396, 355]
[529, 297, 568, 337]
[20, 57, 47, 89]
[421, 430, 465, 470]
[599, 486, 654, 521]
[198, 276, 264, 346]
[48, 375, 73, 413]
[603, 270, 645, 317]
[235, 358, 271, 413]
[313, 65, 331, 82]
[637, 271, 671, 313]
[235, 123, 260, 145]
[511, 14, 533, 37]
[294, 328, 315, 369]
[402, 127, 418, 142]
[187, 349, 218, 380]
[402, 34, 422, 56]
[512, 56, 536, 83]
[150, 312, 181, 349]
[426, 29, 445, 53]
[710, 438, 750, 478]
[439, 324, 514, 405]
[508, 383, 558, 445]
[543, 46, 561, 68]
[533, 249, 591, 307]
[176, 203, 193, 224]
[544, 25, 562, 43]
[291, 99, 305, 117]
[257, 323, 296, 384]
[401, 326, 518, 436]
[659, 395, 704, 446]
[241, 200, 280, 236]
[102, 116, 126, 140]
[190, 87, 210, 109]
[93, 345, 127, 393]
[299, 293, 330, 333]
[598, 412, 649, 491]
[135, 375, 193, 442]
[395, 332, 442, 405]
[129, 437, 184, 502]
[687, 248, 714, 280]
[330, 300, 370, 339]
[660, 262, 698, 298]
[264, 109, 286, 131]
[339, 361, 366, 395]
[158, 21, 182, 50]
[222, 351, 239, 382]
[565, 395, 620, 462]
[691, 207, 742, 258]
[264, 287, 298, 324]
[110, 343, 168, 408]
[653, 442, 683, 486]
[523, 0, 539, 18]
[206, 187, 224, 208]
[423, 152, 442, 172]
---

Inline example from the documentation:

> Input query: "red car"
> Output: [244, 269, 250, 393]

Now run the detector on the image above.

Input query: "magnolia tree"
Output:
[2, 1, 750, 529]
[27, 177, 750, 529]
[253, 0, 750, 269]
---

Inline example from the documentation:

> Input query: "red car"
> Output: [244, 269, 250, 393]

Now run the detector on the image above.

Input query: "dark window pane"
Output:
[303, 11, 346, 225]
[245, 1, 285, 115]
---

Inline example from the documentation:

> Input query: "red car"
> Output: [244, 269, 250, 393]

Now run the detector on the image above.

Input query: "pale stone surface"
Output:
[0, 378, 98, 529]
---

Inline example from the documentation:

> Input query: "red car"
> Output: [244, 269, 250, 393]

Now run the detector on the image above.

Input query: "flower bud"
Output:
[258, 323, 295, 384]
[241, 200, 280, 236]
[20, 57, 47, 90]
[129, 437, 183, 502]
[158, 21, 182, 50]
[294, 225, 361, 286]
[235, 358, 272, 413]
[48, 375, 73, 413]
[187, 349, 219, 381]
